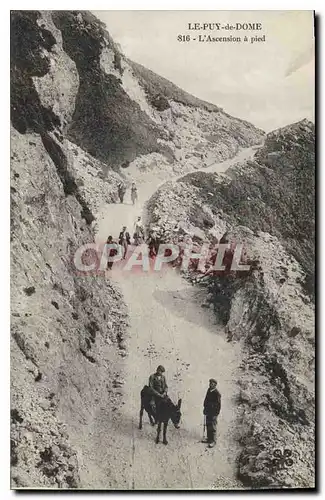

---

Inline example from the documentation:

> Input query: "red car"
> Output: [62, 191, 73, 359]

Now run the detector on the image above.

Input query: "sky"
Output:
[93, 10, 315, 132]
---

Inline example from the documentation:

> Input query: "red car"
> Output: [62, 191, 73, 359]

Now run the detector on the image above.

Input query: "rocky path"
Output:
[87, 148, 257, 489]
[95, 145, 258, 242]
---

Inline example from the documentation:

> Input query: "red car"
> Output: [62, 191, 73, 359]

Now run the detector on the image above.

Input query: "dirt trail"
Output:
[87, 148, 257, 489]
[95, 145, 258, 243]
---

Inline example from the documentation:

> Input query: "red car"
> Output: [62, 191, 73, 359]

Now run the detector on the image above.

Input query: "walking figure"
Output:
[133, 216, 144, 245]
[117, 182, 126, 203]
[147, 229, 160, 258]
[105, 235, 118, 270]
[203, 378, 221, 448]
[118, 226, 131, 259]
[131, 182, 138, 205]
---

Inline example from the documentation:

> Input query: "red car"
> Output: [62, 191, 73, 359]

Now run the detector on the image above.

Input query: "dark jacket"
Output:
[203, 388, 221, 416]
[149, 373, 168, 397]
[118, 184, 126, 194]
[119, 231, 131, 245]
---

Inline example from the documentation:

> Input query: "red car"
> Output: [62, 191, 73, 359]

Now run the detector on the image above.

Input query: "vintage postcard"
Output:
[10, 10, 315, 490]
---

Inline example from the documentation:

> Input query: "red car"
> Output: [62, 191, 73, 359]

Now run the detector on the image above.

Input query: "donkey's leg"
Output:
[156, 421, 161, 444]
[163, 422, 168, 445]
[149, 400, 156, 425]
[139, 405, 144, 429]
[149, 412, 155, 426]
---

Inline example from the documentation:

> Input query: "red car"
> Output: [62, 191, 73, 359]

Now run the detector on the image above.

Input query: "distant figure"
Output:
[147, 230, 159, 258]
[106, 235, 118, 270]
[118, 226, 131, 259]
[117, 182, 126, 203]
[133, 216, 144, 245]
[131, 182, 138, 205]
[203, 378, 221, 448]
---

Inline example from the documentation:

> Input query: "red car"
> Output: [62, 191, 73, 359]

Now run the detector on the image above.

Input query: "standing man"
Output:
[133, 216, 144, 245]
[149, 365, 168, 412]
[131, 182, 138, 205]
[203, 378, 221, 448]
[118, 226, 131, 259]
[117, 182, 126, 203]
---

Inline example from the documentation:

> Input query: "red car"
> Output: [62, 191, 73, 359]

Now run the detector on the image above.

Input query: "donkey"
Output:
[139, 386, 182, 445]
[155, 395, 182, 445]
[139, 385, 157, 429]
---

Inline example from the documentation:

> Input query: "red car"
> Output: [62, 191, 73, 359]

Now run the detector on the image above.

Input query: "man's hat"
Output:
[209, 378, 217, 384]
[157, 365, 165, 372]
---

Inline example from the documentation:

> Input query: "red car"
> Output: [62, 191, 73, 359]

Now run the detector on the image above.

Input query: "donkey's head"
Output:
[171, 399, 182, 429]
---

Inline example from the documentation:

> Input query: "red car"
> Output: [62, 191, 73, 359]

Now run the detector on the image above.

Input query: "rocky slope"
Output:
[10, 126, 129, 488]
[11, 10, 264, 489]
[146, 120, 315, 488]
[11, 10, 264, 219]
[10, 11, 129, 489]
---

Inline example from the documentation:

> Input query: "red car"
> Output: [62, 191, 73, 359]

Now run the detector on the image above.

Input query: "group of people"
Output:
[149, 365, 221, 448]
[105, 218, 164, 268]
[117, 181, 138, 205]
[105, 217, 146, 268]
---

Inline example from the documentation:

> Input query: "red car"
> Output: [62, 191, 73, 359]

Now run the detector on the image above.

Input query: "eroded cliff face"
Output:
[146, 120, 315, 487]
[209, 228, 314, 488]
[11, 10, 265, 488]
[10, 11, 128, 488]
[10, 127, 129, 488]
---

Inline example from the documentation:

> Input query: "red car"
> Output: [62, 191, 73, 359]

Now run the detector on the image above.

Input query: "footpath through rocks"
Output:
[85, 149, 257, 489]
